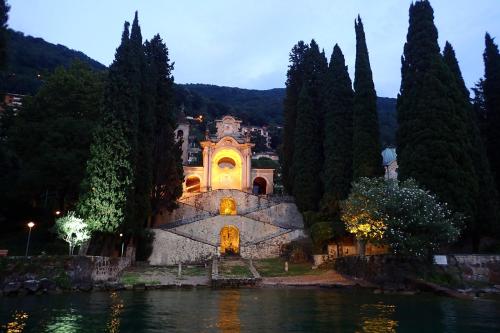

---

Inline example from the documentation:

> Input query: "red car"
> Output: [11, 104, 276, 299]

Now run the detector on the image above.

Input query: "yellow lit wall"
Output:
[211, 149, 243, 190]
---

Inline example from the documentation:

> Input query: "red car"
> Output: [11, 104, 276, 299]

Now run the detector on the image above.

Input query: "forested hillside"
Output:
[177, 84, 397, 147]
[0, 29, 106, 94]
[0, 30, 397, 146]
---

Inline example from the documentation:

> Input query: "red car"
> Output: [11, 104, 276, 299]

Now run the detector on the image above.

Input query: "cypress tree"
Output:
[127, 12, 154, 233]
[0, 0, 9, 69]
[352, 16, 383, 179]
[282, 41, 308, 195]
[444, 41, 499, 241]
[397, 1, 478, 227]
[292, 40, 327, 211]
[78, 22, 135, 233]
[146, 34, 183, 220]
[322, 44, 354, 218]
[482, 33, 500, 197]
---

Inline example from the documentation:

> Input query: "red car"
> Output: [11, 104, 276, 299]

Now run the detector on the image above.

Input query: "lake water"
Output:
[1, 288, 499, 332]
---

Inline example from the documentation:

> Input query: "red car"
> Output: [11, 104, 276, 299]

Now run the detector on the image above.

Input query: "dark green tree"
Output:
[482, 33, 500, 199]
[0, 0, 9, 69]
[126, 12, 153, 233]
[292, 40, 327, 211]
[78, 22, 137, 234]
[397, 1, 478, 233]
[282, 41, 308, 194]
[443, 41, 499, 240]
[146, 34, 183, 219]
[322, 44, 354, 221]
[6, 62, 103, 212]
[352, 16, 383, 179]
[250, 130, 268, 153]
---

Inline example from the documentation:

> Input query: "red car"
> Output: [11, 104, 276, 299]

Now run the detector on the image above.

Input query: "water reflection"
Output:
[216, 290, 241, 333]
[357, 302, 398, 333]
[4, 311, 28, 333]
[107, 292, 124, 333]
[43, 308, 82, 333]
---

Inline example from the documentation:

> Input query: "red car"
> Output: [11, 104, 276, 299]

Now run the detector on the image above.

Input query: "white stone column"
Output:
[242, 152, 247, 190]
[203, 146, 209, 191]
[207, 147, 212, 190]
[246, 151, 252, 192]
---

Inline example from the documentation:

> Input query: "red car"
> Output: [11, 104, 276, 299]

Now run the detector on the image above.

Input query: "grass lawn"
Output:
[253, 258, 328, 277]
[120, 272, 160, 285]
[219, 261, 252, 277]
[181, 265, 208, 276]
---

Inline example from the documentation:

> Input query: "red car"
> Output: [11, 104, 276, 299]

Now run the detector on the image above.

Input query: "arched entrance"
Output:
[219, 197, 237, 215]
[185, 176, 201, 193]
[220, 225, 239, 255]
[252, 177, 267, 195]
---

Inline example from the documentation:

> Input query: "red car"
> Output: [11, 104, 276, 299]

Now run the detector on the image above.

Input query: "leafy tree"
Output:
[78, 22, 136, 234]
[54, 211, 91, 255]
[322, 44, 354, 221]
[341, 178, 387, 243]
[6, 62, 103, 211]
[482, 33, 500, 201]
[310, 222, 334, 254]
[78, 125, 132, 233]
[443, 41, 499, 241]
[0, 0, 9, 69]
[396, 1, 478, 232]
[341, 177, 462, 258]
[352, 16, 383, 179]
[282, 41, 308, 194]
[250, 130, 268, 153]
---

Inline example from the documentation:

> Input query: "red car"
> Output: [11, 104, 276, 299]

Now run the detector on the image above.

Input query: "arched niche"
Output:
[219, 197, 237, 215]
[220, 225, 239, 255]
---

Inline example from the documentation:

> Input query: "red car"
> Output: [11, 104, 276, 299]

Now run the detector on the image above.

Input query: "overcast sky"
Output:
[8, 0, 500, 97]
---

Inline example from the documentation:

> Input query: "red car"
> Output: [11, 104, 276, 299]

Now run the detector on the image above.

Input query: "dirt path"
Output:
[261, 270, 372, 287]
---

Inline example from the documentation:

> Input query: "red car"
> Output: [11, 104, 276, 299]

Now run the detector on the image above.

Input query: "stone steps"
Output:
[211, 257, 261, 288]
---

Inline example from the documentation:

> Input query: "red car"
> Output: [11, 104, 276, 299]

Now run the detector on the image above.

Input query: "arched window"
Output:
[252, 177, 267, 195]
[185, 176, 201, 193]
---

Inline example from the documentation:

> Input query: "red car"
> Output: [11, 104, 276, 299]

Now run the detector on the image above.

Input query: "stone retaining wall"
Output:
[448, 254, 500, 284]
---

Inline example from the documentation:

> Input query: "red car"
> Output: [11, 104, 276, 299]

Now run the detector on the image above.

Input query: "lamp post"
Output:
[25, 221, 35, 257]
[119, 233, 124, 257]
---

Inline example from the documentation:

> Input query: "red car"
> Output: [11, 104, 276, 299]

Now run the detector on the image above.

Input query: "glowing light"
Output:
[220, 225, 240, 255]
[219, 198, 237, 215]
[55, 210, 61, 216]
[211, 149, 243, 190]
[27, 222, 35, 228]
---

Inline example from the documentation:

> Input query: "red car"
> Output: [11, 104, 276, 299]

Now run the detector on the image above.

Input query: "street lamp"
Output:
[119, 233, 124, 257]
[55, 210, 61, 216]
[25, 222, 35, 257]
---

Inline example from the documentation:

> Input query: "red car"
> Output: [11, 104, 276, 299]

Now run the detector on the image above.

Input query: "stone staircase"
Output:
[211, 256, 261, 287]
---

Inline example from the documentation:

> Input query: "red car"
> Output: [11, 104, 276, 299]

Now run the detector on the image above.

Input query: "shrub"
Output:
[341, 177, 463, 258]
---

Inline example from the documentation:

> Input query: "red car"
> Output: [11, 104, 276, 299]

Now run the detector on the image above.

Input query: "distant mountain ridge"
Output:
[0, 30, 397, 146]
[0, 29, 106, 95]
[178, 83, 397, 147]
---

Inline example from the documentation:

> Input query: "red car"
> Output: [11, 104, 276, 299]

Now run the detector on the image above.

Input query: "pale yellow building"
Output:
[149, 115, 304, 265]
[182, 115, 274, 196]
